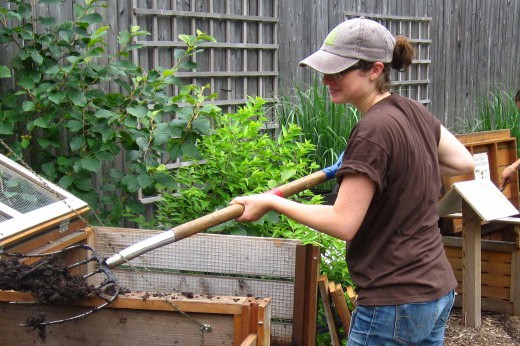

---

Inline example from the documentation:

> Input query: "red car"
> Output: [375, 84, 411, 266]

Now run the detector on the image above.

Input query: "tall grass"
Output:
[456, 90, 520, 154]
[272, 78, 360, 191]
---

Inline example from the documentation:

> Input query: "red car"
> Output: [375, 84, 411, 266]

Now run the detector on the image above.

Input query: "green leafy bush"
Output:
[154, 97, 352, 285]
[273, 78, 360, 191]
[0, 0, 219, 224]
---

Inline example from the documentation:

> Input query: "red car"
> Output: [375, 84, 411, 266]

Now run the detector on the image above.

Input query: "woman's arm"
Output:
[438, 125, 475, 176]
[501, 158, 520, 189]
[231, 173, 375, 241]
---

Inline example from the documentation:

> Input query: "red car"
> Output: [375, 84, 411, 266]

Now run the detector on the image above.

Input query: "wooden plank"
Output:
[0, 300, 235, 346]
[0, 207, 90, 249]
[318, 275, 340, 345]
[443, 237, 517, 252]
[0, 290, 247, 315]
[253, 297, 271, 345]
[462, 202, 482, 327]
[105, 269, 294, 319]
[329, 281, 352, 335]
[513, 246, 520, 315]
[455, 130, 512, 145]
[0, 290, 272, 345]
[292, 244, 319, 345]
[3, 219, 88, 254]
[454, 294, 514, 315]
[241, 333, 257, 346]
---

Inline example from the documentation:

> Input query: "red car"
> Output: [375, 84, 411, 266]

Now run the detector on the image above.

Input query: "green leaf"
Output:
[0, 123, 14, 135]
[136, 137, 149, 150]
[0, 65, 11, 78]
[38, 17, 57, 26]
[74, 177, 94, 192]
[18, 76, 35, 89]
[94, 109, 115, 119]
[49, 92, 66, 104]
[81, 157, 102, 172]
[21, 138, 30, 149]
[22, 101, 35, 112]
[70, 136, 86, 151]
[152, 123, 172, 145]
[59, 175, 74, 189]
[121, 174, 140, 192]
[67, 89, 87, 107]
[126, 106, 148, 118]
[153, 173, 177, 189]
[174, 49, 187, 60]
[109, 169, 124, 179]
[66, 119, 83, 132]
[137, 174, 153, 189]
[33, 117, 50, 128]
[37, 137, 51, 148]
[82, 13, 103, 25]
[281, 169, 296, 182]
[57, 156, 69, 167]
[181, 142, 198, 158]
[41, 162, 56, 178]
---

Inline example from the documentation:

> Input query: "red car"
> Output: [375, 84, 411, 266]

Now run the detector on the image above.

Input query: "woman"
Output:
[500, 89, 520, 190]
[231, 17, 474, 345]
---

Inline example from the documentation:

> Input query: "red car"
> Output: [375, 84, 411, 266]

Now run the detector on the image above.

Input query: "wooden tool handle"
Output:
[105, 170, 330, 268]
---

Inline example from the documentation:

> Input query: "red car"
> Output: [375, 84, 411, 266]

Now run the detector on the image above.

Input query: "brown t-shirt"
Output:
[336, 93, 457, 306]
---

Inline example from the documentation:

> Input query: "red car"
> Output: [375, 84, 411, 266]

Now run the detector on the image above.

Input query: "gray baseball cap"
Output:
[299, 17, 396, 74]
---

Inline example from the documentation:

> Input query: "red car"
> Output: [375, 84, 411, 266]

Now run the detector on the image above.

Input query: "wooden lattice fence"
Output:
[131, 0, 279, 114]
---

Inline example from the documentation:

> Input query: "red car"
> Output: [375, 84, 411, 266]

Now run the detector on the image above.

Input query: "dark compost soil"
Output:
[0, 254, 97, 335]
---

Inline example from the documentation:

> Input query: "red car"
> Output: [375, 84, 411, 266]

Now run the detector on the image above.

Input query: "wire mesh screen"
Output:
[0, 161, 63, 214]
[93, 227, 301, 345]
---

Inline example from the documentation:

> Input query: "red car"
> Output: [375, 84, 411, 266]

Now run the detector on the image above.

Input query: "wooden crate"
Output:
[91, 227, 320, 346]
[441, 129, 519, 235]
[0, 290, 270, 345]
[444, 236, 520, 315]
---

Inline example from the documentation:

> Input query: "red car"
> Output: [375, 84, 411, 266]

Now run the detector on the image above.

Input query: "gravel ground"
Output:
[445, 308, 520, 345]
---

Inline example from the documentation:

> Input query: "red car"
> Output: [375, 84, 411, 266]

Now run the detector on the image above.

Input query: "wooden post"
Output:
[461, 200, 482, 327]
[329, 281, 352, 334]
[318, 275, 340, 345]
[292, 244, 320, 345]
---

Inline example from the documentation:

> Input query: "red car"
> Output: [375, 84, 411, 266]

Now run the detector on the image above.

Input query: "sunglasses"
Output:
[323, 65, 362, 81]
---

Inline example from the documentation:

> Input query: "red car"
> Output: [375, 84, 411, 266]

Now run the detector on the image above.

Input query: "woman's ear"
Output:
[369, 62, 385, 80]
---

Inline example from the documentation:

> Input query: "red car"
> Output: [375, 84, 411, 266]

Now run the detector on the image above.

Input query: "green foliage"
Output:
[273, 77, 360, 191]
[0, 0, 220, 224]
[153, 97, 351, 285]
[456, 89, 520, 153]
[154, 97, 317, 234]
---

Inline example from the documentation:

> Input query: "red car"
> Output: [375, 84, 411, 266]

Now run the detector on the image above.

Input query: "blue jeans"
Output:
[347, 290, 455, 345]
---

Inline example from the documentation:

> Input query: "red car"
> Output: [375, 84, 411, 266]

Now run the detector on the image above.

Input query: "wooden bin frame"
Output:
[442, 129, 519, 234]
[0, 290, 271, 345]
[444, 235, 520, 315]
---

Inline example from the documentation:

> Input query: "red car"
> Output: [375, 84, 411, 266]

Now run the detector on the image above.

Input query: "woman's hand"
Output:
[501, 160, 519, 190]
[230, 194, 278, 222]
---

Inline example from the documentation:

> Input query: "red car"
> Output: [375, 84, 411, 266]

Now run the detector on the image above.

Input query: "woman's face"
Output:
[321, 67, 373, 106]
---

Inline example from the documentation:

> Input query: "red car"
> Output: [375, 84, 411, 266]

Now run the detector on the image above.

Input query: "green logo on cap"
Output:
[324, 28, 338, 46]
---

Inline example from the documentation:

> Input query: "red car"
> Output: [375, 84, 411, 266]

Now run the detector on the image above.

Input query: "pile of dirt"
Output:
[445, 308, 520, 345]
[0, 254, 96, 304]
[0, 253, 99, 336]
